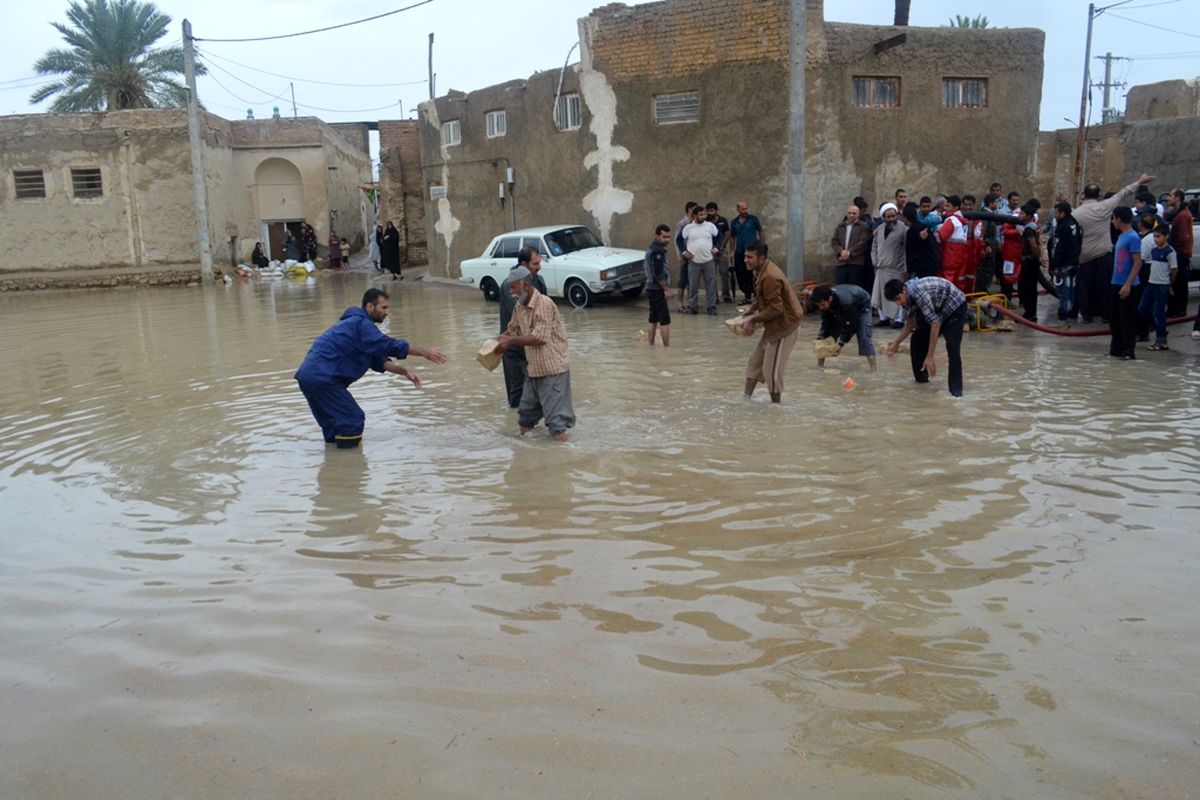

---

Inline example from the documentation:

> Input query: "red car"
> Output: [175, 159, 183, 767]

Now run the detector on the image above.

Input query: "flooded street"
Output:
[1, 274, 1197, 799]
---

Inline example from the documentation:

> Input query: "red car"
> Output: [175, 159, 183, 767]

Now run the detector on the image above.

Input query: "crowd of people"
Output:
[292, 178, 1195, 446]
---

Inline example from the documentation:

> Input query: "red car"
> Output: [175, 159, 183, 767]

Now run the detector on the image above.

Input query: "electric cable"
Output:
[196, 48, 425, 89]
[192, 0, 435, 43]
[1106, 12, 1200, 38]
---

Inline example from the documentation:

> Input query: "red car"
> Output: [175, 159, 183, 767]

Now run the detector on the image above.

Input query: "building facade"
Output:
[0, 109, 372, 272]
[416, 0, 1044, 280]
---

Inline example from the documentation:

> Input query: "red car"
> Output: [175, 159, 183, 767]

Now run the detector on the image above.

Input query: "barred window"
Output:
[654, 91, 700, 124]
[71, 167, 103, 198]
[852, 77, 900, 108]
[441, 119, 461, 147]
[943, 78, 988, 108]
[554, 94, 581, 131]
[485, 110, 507, 138]
[13, 169, 46, 199]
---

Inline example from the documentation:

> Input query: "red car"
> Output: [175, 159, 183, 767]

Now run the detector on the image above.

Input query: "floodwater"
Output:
[1, 273, 1197, 799]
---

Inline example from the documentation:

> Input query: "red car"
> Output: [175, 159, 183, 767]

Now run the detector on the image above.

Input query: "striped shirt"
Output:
[506, 289, 570, 377]
[904, 276, 966, 325]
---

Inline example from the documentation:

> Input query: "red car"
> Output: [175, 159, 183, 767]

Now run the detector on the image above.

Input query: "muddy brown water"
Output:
[1, 274, 1197, 799]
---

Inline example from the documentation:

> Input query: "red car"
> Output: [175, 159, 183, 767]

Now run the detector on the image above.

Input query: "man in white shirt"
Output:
[682, 209, 721, 314]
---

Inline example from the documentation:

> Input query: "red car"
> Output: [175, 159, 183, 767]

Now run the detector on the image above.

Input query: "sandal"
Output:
[1147, 343, 1168, 351]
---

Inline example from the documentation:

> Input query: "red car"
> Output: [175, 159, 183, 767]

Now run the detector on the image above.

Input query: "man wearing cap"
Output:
[495, 266, 576, 441]
[295, 288, 447, 448]
[870, 202, 908, 328]
[498, 246, 549, 408]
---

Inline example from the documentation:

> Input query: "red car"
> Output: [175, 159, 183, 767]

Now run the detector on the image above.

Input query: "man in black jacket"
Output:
[810, 284, 877, 372]
[499, 247, 549, 408]
[1050, 202, 1083, 322]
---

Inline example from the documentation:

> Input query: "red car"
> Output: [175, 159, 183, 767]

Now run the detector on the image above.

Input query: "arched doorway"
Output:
[254, 158, 305, 259]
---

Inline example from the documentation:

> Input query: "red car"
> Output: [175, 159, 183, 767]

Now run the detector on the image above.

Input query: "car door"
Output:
[524, 236, 558, 295]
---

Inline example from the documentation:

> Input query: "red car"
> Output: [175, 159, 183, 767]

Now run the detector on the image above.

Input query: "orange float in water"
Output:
[841, 377, 856, 390]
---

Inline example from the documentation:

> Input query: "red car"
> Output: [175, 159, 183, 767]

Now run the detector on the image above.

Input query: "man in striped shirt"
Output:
[496, 267, 576, 441]
[884, 276, 968, 397]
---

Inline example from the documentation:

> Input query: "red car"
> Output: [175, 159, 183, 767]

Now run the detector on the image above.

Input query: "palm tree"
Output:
[947, 14, 990, 29]
[894, 0, 911, 26]
[30, 0, 203, 112]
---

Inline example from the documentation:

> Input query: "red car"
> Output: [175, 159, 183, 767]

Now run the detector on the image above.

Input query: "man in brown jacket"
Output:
[740, 241, 804, 403]
[831, 204, 872, 289]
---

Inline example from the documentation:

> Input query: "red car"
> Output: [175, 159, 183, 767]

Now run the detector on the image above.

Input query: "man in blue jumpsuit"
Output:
[295, 288, 446, 448]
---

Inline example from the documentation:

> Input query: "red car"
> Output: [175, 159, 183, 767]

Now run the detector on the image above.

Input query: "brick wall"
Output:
[589, 0, 792, 81]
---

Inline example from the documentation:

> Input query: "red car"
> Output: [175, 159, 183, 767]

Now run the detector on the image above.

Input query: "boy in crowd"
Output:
[1139, 224, 1177, 351]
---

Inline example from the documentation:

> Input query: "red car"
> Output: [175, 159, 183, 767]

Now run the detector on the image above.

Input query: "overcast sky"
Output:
[1, 0, 1197, 130]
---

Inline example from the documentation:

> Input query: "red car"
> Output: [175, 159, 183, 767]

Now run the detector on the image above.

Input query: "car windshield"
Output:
[544, 227, 603, 256]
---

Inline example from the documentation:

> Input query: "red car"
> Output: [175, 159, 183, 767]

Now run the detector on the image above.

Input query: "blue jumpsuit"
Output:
[294, 306, 410, 447]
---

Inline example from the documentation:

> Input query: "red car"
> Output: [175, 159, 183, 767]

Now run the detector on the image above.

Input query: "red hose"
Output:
[980, 300, 1199, 337]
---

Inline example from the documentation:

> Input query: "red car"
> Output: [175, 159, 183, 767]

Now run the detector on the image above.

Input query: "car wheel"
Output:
[565, 279, 593, 309]
[480, 277, 500, 302]
[620, 285, 643, 299]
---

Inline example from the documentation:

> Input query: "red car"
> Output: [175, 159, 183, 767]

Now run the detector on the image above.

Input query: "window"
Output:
[942, 78, 987, 108]
[653, 91, 700, 124]
[554, 94, 581, 131]
[441, 119, 461, 147]
[522, 236, 547, 257]
[13, 170, 46, 199]
[485, 110, 507, 138]
[852, 77, 900, 108]
[493, 237, 521, 259]
[71, 167, 103, 198]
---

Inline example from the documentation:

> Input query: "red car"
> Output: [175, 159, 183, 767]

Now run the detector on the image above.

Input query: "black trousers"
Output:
[835, 264, 866, 290]
[733, 252, 754, 299]
[1168, 253, 1191, 317]
[502, 347, 528, 409]
[1018, 257, 1040, 320]
[910, 302, 966, 397]
[1077, 254, 1112, 322]
[1109, 289, 1137, 358]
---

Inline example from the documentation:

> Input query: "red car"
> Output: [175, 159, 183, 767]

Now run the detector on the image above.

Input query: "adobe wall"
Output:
[416, 0, 1045, 281]
[0, 109, 371, 272]
[377, 120, 428, 266]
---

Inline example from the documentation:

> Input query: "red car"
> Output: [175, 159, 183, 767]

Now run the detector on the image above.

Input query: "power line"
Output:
[200, 55, 290, 102]
[192, 0, 435, 43]
[1107, 12, 1200, 38]
[197, 48, 425, 89]
[293, 100, 402, 114]
[196, 51, 404, 115]
[0, 75, 40, 86]
[204, 69, 290, 107]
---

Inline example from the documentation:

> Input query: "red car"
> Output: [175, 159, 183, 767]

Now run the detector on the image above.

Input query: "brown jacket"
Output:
[753, 259, 803, 342]
[831, 220, 871, 265]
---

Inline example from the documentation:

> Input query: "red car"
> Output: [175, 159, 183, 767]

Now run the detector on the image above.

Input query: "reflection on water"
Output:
[1, 275, 1198, 798]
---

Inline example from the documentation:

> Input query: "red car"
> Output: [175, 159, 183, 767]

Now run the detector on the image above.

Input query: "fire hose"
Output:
[978, 299, 1198, 336]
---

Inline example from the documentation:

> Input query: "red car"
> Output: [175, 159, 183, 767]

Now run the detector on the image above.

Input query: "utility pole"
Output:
[1094, 52, 1128, 124]
[182, 19, 213, 284]
[428, 33, 435, 99]
[786, 0, 806, 282]
[290, 82, 297, 118]
[1072, 3, 1095, 199]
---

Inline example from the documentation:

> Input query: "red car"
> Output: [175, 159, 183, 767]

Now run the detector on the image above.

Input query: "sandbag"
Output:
[812, 338, 841, 358]
[724, 315, 757, 336]
[476, 338, 502, 371]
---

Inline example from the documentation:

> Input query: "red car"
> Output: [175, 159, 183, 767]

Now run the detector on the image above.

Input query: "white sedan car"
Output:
[459, 225, 647, 308]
